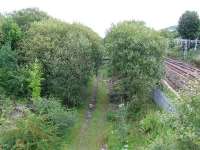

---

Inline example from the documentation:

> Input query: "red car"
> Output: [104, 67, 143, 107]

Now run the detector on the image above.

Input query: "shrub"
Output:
[72, 23, 103, 75]
[105, 21, 165, 101]
[0, 44, 29, 98]
[145, 80, 200, 150]
[1, 18, 22, 49]
[140, 112, 166, 139]
[0, 43, 17, 69]
[107, 103, 129, 149]
[20, 19, 102, 105]
[34, 98, 76, 136]
[191, 53, 200, 67]
[0, 97, 76, 149]
[0, 113, 60, 150]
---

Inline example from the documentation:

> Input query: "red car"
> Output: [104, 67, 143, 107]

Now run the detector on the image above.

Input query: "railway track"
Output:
[165, 58, 200, 90]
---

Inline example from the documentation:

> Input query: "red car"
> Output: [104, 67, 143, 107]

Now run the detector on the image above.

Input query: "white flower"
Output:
[124, 144, 128, 148]
[119, 103, 124, 108]
[111, 130, 114, 134]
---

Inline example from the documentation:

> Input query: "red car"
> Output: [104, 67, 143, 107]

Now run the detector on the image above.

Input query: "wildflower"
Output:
[111, 130, 114, 134]
[119, 103, 124, 108]
[124, 144, 128, 148]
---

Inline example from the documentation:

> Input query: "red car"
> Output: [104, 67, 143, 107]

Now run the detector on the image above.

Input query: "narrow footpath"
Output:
[64, 75, 110, 150]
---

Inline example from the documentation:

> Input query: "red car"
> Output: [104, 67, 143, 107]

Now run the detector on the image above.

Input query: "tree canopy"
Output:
[8, 8, 50, 31]
[178, 11, 200, 39]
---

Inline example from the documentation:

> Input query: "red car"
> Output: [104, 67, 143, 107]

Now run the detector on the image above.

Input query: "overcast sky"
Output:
[0, 0, 199, 37]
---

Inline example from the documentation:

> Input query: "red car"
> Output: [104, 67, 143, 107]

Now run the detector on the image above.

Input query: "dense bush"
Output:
[0, 10, 50, 100]
[0, 44, 45, 100]
[105, 21, 165, 101]
[0, 97, 76, 150]
[34, 98, 76, 136]
[0, 113, 60, 150]
[1, 18, 22, 49]
[72, 23, 103, 75]
[20, 19, 102, 105]
[0, 44, 29, 98]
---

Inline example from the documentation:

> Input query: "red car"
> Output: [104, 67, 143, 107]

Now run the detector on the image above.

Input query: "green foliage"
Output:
[0, 15, 5, 46]
[191, 54, 200, 67]
[115, 104, 129, 144]
[0, 96, 13, 118]
[140, 112, 167, 139]
[174, 82, 200, 149]
[72, 23, 103, 75]
[0, 44, 29, 98]
[34, 98, 76, 136]
[20, 19, 102, 105]
[178, 11, 200, 39]
[167, 47, 182, 59]
[159, 29, 178, 49]
[0, 43, 17, 69]
[28, 61, 43, 100]
[159, 29, 178, 39]
[0, 97, 76, 150]
[106, 111, 117, 122]
[1, 18, 22, 49]
[105, 21, 165, 100]
[143, 80, 200, 150]
[0, 113, 60, 150]
[9, 8, 50, 31]
[107, 104, 130, 150]
[167, 47, 200, 68]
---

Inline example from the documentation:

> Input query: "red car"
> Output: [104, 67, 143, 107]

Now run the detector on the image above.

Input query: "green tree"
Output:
[9, 8, 50, 31]
[105, 21, 165, 100]
[178, 11, 200, 39]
